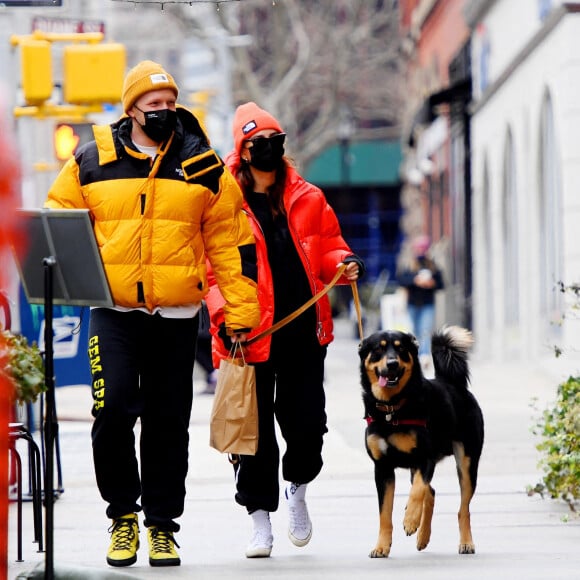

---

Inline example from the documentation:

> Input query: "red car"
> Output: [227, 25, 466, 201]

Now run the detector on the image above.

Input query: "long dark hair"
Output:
[237, 159, 289, 218]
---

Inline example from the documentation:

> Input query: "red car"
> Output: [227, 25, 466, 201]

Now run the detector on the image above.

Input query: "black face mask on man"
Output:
[135, 107, 177, 143]
[247, 133, 286, 172]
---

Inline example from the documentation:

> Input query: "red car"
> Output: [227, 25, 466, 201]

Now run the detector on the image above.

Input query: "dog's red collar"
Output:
[375, 400, 406, 414]
[365, 416, 427, 427]
[365, 399, 427, 427]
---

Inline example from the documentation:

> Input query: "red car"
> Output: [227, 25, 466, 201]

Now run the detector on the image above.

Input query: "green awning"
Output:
[304, 139, 402, 186]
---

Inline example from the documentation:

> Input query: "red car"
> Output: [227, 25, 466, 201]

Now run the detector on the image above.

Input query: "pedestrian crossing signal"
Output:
[54, 122, 94, 161]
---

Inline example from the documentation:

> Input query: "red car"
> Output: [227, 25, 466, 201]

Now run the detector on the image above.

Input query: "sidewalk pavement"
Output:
[8, 319, 580, 579]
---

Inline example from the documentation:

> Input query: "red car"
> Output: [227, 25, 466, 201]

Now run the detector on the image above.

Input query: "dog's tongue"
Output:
[378, 376, 387, 387]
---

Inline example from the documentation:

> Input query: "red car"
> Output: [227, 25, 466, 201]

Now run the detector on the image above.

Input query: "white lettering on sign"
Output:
[32, 17, 105, 35]
[39, 316, 81, 359]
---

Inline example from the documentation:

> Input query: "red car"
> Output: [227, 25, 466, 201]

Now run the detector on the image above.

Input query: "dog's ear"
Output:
[358, 337, 371, 360]
[407, 332, 420, 351]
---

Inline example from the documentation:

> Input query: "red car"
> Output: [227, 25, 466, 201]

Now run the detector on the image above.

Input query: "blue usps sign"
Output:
[18, 285, 91, 387]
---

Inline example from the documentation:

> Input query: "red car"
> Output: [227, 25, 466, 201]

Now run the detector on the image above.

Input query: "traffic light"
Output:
[63, 43, 126, 104]
[54, 122, 94, 161]
[188, 91, 213, 133]
[20, 40, 53, 105]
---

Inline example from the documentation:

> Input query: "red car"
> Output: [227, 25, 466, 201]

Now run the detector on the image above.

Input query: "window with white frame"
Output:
[502, 129, 519, 326]
[483, 160, 494, 330]
[538, 92, 564, 331]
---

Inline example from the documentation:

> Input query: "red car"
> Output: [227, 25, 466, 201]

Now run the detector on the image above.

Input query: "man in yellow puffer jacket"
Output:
[45, 61, 259, 569]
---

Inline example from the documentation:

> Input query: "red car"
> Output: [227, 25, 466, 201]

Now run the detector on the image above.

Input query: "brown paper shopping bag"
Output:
[209, 344, 258, 455]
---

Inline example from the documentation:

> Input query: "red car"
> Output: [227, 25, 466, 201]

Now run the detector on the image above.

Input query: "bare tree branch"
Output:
[177, 0, 404, 168]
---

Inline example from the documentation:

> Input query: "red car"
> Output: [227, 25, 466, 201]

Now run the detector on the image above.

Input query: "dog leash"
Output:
[227, 265, 361, 468]
[226, 263, 352, 468]
[350, 279, 364, 341]
[245, 263, 359, 345]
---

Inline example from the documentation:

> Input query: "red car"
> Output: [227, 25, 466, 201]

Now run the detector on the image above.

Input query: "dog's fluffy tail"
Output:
[431, 325, 473, 389]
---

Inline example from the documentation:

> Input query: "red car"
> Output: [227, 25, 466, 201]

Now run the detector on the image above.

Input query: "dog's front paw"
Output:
[459, 542, 475, 554]
[369, 545, 391, 558]
[403, 504, 421, 535]
[416, 528, 430, 551]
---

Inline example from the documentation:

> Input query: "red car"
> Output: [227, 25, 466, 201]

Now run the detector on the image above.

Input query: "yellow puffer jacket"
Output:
[45, 107, 260, 333]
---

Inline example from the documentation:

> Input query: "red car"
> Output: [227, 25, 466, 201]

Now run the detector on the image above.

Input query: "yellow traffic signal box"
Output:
[21, 40, 53, 105]
[188, 90, 213, 134]
[63, 43, 126, 104]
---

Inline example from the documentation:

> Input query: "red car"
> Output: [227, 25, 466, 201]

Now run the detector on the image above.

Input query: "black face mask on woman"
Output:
[247, 133, 286, 172]
[135, 107, 177, 143]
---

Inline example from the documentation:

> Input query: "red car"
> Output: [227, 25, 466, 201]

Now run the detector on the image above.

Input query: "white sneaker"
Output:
[245, 510, 273, 558]
[285, 483, 312, 547]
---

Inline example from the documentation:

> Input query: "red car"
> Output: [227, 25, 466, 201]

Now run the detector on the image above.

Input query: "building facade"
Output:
[466, 0, 580, 365]
[399, 0, 472, 328]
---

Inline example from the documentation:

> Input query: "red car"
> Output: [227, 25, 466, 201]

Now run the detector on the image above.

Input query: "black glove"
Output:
[218, 323, 233, 351]
[343, 254, 366, 280]
[218, 323, 251, 350]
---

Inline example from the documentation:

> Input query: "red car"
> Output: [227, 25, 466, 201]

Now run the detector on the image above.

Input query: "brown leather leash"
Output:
[244, 263, 364, 345]
[350, 278, 364, 341]
[227, 264, 364, 467]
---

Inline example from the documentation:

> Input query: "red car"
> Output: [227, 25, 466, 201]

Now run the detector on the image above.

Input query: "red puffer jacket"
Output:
[205, 152, 355, 366]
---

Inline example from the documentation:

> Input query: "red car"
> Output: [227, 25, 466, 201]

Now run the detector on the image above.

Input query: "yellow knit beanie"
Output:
[121, 60, 179, 113]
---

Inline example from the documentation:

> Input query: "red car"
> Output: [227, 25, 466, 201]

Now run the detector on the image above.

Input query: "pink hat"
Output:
[232, 102, 284, 155]
[412, 235, 431, 255]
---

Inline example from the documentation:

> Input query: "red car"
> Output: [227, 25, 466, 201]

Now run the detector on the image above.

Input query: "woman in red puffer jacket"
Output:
[205, 102, 365, 560]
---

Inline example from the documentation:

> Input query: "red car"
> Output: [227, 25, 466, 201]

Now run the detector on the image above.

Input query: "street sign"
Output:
[18, 287, 92, 387]
[32, 16, 105, 34]
[1, 1, 63, 6]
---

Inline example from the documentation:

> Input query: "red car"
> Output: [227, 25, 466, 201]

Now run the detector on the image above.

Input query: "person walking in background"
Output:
[45, 61, 260, 568]
[205, 102, 365, 559]
[196, 302, 218, 395]
[396, 234, 444, 370]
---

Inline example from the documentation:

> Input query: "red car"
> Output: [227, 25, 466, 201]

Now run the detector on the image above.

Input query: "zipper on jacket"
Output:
[246, 208, 265, 238]
[317, 320, 326, 341]
[140, 194, 146, 215]
[286, 211, 323, 337]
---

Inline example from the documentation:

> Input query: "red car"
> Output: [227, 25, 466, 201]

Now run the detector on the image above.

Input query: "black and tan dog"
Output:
[358, 325, 484, 558]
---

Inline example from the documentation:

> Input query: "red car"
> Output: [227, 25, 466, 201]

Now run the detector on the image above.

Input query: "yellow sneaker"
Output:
[147, 527, 181, 567]
[106, 513, 139, 567]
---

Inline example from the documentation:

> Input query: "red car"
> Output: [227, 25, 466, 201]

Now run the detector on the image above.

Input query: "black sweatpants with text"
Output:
[88, 308, 197, 532]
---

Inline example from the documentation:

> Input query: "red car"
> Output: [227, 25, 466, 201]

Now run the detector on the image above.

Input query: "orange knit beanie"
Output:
[232, 102, 284, 155]
[122, 60, 179, 113]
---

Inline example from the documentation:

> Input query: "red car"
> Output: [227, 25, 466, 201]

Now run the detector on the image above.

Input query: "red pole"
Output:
[0, 375, 10, 580]
[0, 88, 22, 580]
